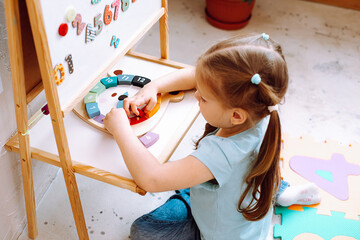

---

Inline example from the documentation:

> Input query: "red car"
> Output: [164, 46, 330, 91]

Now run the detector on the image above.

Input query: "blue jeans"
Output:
[131, 181, 289, 239]
[130, 189, 201, 240]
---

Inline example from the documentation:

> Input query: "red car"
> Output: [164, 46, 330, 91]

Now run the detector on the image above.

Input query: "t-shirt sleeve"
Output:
[190, 136, 232, 188]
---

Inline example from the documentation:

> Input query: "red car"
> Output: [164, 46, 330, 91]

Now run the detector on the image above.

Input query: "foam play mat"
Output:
[274, 135, 360, 240]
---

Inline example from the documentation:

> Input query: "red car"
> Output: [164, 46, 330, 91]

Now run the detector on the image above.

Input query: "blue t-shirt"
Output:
[190, 116, 272, 240]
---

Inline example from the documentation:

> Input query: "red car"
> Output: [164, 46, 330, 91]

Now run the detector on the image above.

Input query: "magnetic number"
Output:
[85, 24, 96, 43]
[94, 14, 104, 35]
[121, 0, 130, 12]
[111, 0, 120, 21]
[54, 63, 65, 85]
[104, 5, 112, 25]
[110, 35, 120, 48]
[72, 14, 86, 35]
[65, 54, 74, 74]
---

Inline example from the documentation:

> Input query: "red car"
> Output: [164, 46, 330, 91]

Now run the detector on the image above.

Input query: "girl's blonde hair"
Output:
[195, 33, 289, 221]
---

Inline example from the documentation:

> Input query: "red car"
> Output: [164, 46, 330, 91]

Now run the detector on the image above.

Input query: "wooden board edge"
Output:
[5, 138, 146, 195]
[126, 50, 193, 69]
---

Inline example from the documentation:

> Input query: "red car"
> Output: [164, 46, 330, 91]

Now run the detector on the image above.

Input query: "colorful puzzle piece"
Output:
[93, 114, 105, 124]
[85, 102, 100, 118]
[100, 76, 118, 88]
[290, 153, 360, 200]
[117, 101, 124, 109]
[145, 93, 162, 118]
[129, 108, 146, 125]
[117, 92, 128, 108]
[132, 76, 151, 88]
[84, 92, 97, 104]
[279, 135, 360, 220]
[139, 131, 159, 148]
[117, 74, 134, 85]
[90, 82, 106, 95]
[274, 206, 360, 240]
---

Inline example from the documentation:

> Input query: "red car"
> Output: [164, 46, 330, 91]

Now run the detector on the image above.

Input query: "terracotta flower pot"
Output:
[205, 0, 255, 30]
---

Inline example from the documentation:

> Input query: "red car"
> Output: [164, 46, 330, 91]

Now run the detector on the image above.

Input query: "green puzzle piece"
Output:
[274, 206, 360, 240]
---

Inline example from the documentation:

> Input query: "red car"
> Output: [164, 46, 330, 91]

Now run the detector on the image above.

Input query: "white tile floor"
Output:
[18, 0, 360, 239]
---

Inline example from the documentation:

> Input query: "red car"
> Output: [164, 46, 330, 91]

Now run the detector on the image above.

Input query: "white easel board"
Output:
[37, 0, 163, 114]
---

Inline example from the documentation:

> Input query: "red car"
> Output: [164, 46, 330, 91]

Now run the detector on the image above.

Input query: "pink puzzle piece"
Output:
[290, 153, 360, 200]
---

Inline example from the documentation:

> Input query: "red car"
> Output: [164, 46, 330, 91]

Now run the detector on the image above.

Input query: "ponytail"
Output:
[238, 111, 281, 221]
[194, 123, 217, 149]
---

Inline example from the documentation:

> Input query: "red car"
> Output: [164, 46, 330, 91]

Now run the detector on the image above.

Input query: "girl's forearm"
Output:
[153, 67, 196, 93]
[112, 125, 160, 190]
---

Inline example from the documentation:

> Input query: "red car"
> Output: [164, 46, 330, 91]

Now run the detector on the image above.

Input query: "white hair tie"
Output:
[268, 105, 279, 113]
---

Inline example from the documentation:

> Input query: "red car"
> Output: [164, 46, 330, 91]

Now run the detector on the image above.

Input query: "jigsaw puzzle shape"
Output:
[293, 233, 357, 240]
[274, 206, 360, 240]
[280, 135, 360, 220]
[290, 153, 360, 200]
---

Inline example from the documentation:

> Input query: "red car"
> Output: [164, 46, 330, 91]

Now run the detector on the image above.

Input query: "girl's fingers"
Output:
[143, 96, 157, 113]
[130, 102, 139, 116]
[123, 98, 131, 116]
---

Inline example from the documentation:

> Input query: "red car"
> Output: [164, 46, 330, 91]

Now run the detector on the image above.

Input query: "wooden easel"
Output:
[4, 0, 199, 239]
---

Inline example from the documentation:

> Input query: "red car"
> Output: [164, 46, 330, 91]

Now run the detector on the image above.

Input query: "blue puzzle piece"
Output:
[274, 206, 360, 240]
[117, 74, 134, 85]
[85, 102, 100, 118]
[117, 101, 124, 109]
[116, 91, 128, 108]
[100, 76, 118, 88]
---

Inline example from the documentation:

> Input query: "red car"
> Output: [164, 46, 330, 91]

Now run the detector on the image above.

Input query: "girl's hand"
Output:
[123, 84, 158, 116]
[103, 108, 130, 136]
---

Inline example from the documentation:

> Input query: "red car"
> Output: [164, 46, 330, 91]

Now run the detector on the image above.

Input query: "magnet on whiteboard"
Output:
[58, 23, 68, 36]
[110, 35, 120, 48]
[54, 63, 65, 85]
[66, 7, 77, 22]
[86, 24, 96, 43]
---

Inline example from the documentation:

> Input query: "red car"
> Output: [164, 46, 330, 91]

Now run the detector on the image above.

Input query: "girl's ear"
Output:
[231, 108, 248, 125]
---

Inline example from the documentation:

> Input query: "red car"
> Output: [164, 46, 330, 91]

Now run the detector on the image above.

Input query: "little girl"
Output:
[104, 33, 319, 239]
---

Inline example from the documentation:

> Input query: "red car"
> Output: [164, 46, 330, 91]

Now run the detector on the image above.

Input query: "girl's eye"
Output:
[200, 97, 206, 102]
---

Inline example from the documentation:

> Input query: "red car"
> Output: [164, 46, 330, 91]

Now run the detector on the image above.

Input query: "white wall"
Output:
[0, 1, 59, 239]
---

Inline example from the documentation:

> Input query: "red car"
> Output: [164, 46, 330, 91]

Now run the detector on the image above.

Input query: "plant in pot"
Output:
[205, 0, 255, 30]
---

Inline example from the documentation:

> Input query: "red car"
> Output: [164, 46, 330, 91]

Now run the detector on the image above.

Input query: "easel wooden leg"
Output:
[60, 164, 89, 240]
[19, 135, 38, 239]
[160, 0, 169, 59]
